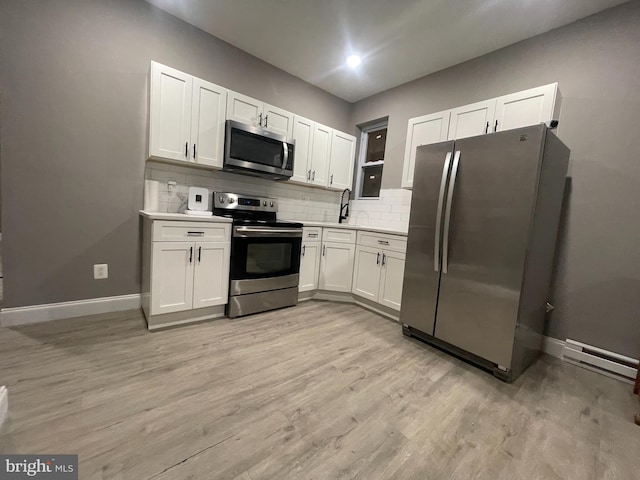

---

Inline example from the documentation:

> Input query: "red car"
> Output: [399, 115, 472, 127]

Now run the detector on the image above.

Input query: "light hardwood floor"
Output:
[0, 301, 638, 480]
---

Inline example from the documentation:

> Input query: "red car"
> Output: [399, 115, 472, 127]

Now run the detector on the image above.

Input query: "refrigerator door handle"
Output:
[442, 150, 461, 274]
[434, 151, 453, 272]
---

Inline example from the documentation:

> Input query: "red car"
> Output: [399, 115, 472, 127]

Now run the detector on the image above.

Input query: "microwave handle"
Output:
[282, 142, 289, 169]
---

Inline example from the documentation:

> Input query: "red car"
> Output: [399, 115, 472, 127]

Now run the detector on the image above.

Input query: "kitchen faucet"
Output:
[339, 188, 351, 223]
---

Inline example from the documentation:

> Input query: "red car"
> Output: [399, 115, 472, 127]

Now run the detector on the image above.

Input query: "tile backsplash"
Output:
[347, 189, 412, 232]
[145, 161, 341, 222]
[144, 162, 412, 231]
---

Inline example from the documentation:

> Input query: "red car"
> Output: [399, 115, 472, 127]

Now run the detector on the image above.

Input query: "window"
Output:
[356, 120, 388, 198]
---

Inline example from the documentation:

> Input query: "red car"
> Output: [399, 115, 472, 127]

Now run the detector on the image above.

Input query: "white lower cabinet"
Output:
[319, 242, 355, 292]
[299, 242, 321, 292]
[151, 241, 195, 315]
[352, 233, 407, 312]
[378, 250, 406, 311]
[192, 242, 230, 308]
[352, 245, 382, 301]
[145, 220, 231, 321]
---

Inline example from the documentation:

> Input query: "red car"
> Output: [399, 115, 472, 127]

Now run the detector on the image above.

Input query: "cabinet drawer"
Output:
[152, 221, 230, 242]
[322, 228, 356, 244]
[357, 231, 407, 253]
[303, 227, 322, 242]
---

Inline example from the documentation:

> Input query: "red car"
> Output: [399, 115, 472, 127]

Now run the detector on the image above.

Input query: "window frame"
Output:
[355, 119, 388, 200]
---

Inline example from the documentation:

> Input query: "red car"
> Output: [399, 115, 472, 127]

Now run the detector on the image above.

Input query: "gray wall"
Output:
[0, 0, 351, 309]
[352, 1, 640, 358]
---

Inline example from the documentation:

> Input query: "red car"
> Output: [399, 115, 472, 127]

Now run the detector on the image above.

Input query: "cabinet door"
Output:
[299, 243, 321, 292]
[310, 123, 332, 187]
[401, 110, 450, 189]
[149, 62, 193, 162]
[151, 241, 194, 315]
[226, 91, 263, 126]
[291, 116, 314, 184]
[494, 83, 557, 133]
[192, 242, 230, 309]
[328, 130, 356, 191]
[447, 99, 496, 140]
[263, 103, 294, 137]
[190, 78, 227, 168]
[352, 245, 382, 301]
[319, 242, 355, 292]
[379, 250, 406, 311]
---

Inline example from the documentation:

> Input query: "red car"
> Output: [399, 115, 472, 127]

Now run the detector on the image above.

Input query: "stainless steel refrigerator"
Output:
[400, 124, 569, 381]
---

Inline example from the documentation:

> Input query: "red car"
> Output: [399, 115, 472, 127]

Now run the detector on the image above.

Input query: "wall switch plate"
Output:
[94, 264, 108, 280]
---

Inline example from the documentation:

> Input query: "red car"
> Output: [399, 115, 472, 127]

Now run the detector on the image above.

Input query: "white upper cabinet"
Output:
[328, 130, 356, 191]
[149, 62, 227, 168]
[226, 91, 294, 136]
[149, 62, 193, 162]
[401, 110, 450, 189]
[190, 78, 227, 168]
[291, 115, 314, 184]
[263, 103, 294, 137]
[310, 123, 332, 187]
[494, 83, 559, 133]
[226, 91, 263, 126]
[447, 99, 496, 140]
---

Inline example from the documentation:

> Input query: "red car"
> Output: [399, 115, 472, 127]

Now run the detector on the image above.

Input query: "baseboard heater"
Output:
[562, 339, 638, 383]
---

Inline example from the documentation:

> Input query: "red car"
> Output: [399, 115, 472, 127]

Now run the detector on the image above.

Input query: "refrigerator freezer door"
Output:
[400, 141, 455, 335]
[434, 126, 546, 367]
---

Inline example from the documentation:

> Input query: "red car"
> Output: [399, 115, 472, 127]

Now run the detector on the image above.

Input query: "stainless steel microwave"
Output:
[224, 120, 295, 180]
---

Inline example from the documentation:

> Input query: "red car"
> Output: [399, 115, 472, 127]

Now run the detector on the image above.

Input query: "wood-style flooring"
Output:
[0, 301, 638, 480]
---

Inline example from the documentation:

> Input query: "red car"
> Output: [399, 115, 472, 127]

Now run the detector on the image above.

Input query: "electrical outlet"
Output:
[94, 264, 108, 280]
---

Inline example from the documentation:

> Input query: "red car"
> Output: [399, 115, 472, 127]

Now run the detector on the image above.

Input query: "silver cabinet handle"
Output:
[307, 233, 318, 238]
[302, 244, 306, 256]
[382, 253, 386, 266]
[264, 114, 268, 128]
[198, 246, 202, 263]
[189, 246, 193, 263]
[258, 113, 263, 126]
[442, 151, 461, 274]
[185, 142, 188, 157]
[187, 231, 205, 236]
[322, 245, 326, 256]
[307, 169, 311, 180]
[312, 170, 316, 181]
[434, 152, 452, 272]
[330, 174, 333, 185]
[376, 252, 381, 265]
[377, 240, 390, 245]
[193, 143, 197, 159]
[282, 142, 289, 169]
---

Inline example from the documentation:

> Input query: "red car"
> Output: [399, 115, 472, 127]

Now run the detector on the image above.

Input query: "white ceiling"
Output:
[146, 0, 629, 102]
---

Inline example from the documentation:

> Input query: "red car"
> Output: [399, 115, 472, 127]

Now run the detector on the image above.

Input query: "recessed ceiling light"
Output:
[346, 54, 362, 69]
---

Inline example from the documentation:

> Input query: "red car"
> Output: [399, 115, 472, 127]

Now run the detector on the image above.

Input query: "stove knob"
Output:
[218, 196, 225, 204]
[263, 201, 267, 206]
[270, 201, 275, 208]
[228, 197, 235, 204]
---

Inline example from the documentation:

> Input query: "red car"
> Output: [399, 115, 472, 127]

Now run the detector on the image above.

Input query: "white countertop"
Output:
[301, 221, 408, 237]
[139, 211, 407, 236]
[139, 211, 233, 223]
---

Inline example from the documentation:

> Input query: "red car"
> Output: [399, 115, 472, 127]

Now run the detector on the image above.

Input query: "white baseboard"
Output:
[0, 294, 141, 327]
[0, 386, 7, 431]
[542, 336, 566, 359]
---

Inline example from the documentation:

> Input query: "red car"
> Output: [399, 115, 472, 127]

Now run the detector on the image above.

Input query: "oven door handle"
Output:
[233, 226, 303, 238]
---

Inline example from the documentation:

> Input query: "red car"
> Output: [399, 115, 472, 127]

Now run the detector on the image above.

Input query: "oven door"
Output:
[230, 226, 302, 295]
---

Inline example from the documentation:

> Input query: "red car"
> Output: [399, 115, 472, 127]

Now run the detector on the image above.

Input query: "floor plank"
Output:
[0, 301, 638, 480]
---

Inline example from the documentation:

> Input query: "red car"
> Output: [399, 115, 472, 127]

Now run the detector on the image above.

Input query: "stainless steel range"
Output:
[214, 192, 303, 318]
